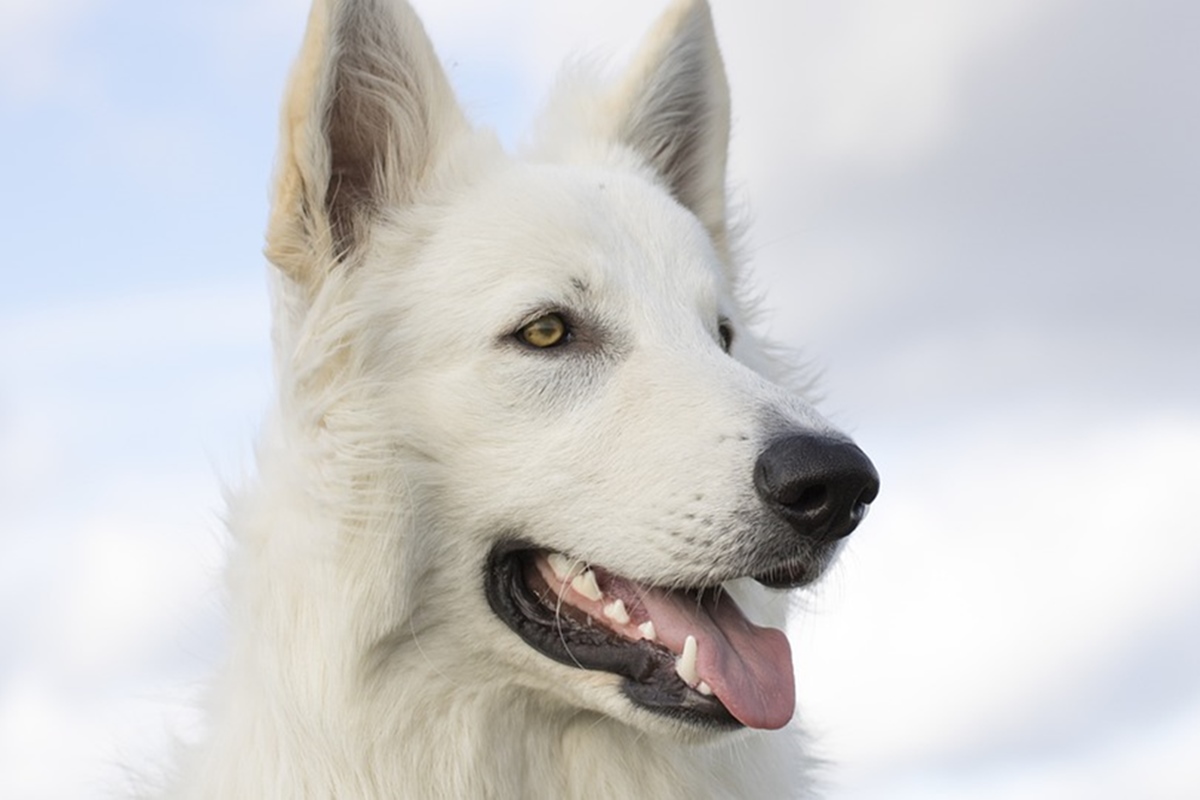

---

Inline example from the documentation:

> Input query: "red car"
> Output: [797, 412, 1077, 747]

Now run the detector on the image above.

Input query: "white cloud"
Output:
[0, 470, 227, 797]
[0, 667, 206, 799]
[45, 501, 226, 680]
[821, 689, 1200, 800]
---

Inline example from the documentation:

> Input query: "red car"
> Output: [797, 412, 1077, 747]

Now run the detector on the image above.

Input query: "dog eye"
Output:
[519, 313, 570, 348]
[718, 321, 734, 353]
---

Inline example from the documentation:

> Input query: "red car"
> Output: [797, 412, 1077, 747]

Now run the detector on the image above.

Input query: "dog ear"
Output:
[610, 0, 731, 253]
[265, 0, 467, 295]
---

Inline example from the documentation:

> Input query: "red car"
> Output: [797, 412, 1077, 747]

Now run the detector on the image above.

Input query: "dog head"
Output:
[264, 0, 877, 739]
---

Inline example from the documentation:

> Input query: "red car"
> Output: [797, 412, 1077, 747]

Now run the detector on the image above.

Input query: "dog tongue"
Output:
[636, 586, 795, 730]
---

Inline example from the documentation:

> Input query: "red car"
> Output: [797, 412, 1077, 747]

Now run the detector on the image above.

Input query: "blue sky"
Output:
[2, 0, 1198, 797]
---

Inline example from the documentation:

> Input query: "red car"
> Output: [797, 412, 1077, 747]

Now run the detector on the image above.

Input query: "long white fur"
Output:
[157, 1, 847, 796]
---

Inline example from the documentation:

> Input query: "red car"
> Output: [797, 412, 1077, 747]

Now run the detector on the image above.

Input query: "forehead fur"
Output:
[401, 160, 727, 298]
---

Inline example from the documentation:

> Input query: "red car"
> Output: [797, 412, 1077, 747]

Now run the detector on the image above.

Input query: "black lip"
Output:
[484, 543, 740, 730]
[751, 556, 824, 589]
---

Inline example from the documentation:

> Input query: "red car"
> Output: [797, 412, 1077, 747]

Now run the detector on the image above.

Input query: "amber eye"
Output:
[519, 313, 569, 348]
[718, 321, 734, 353]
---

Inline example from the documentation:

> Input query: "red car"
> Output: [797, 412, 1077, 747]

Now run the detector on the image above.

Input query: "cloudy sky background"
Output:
[1, 0, 1197, 797]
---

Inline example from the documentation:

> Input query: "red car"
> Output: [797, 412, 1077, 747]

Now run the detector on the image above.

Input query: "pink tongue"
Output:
[636, 587, 795, 730]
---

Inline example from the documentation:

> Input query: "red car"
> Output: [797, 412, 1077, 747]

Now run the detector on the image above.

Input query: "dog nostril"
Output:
[788, 484, 828, 514]
[850, 495, 871, 524]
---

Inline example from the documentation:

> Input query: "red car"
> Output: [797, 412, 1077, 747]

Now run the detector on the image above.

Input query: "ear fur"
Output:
[265, 0, 467, 294]
[608, 0, 732, 252]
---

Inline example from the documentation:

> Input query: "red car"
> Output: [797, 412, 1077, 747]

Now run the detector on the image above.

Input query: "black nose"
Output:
[754, 434, 880, 543]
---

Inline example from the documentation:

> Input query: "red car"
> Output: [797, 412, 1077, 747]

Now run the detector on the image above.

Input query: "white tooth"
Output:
[602, 599, 630, 625]
[696, 681, 713, 696]
[571, 570, 603, 601]
[547, 553, 581, 582]
[638, 621, 657, 641]
[675, 635, 699, 686]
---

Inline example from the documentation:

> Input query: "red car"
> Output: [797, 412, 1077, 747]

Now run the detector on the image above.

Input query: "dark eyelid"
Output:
[515, 306, 575, 330]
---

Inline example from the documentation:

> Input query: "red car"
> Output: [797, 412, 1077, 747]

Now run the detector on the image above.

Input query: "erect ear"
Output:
[265, 0, 467, 295]
[608, 0, 732, 253]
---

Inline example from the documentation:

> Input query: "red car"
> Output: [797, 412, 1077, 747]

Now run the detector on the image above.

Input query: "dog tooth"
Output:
[602, 599, 630, 625]
[638, 621, 657, 641]
[571, 569, 603, 601]
[696, 681, 713, 696]
[547, 553, 582, 583]
[675, 635, 699, 686]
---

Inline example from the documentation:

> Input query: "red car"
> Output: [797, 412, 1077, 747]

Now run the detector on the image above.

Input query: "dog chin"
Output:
[485, 542, 800, 733]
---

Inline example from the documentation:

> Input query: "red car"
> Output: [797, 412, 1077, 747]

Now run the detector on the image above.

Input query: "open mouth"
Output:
[485, 545, 795, 731]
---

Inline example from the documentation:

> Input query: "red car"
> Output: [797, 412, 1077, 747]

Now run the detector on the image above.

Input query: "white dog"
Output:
[163, 0, 878, 797]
